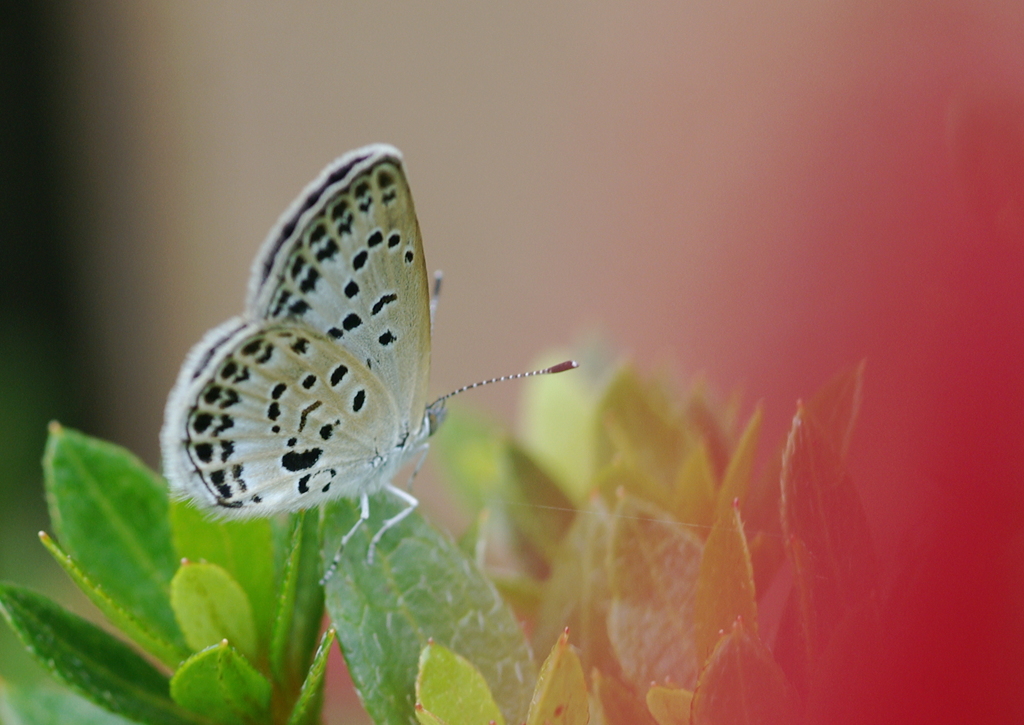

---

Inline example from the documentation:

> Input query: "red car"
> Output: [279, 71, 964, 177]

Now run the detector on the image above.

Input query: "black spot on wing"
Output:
[343, 313, 362, 331]
[193, 413, 213, 434]
[372, 293, 397, 315]
[258, 150, 373, 288]
[282, 448, 322, 472]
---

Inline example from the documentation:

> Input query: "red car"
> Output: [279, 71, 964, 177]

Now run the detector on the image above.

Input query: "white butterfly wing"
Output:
[162, 145, 432, 517]
[247, 145, 431, 431]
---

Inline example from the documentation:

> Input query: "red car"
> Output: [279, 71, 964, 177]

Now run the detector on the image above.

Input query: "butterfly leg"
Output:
[320, 491, 371, 585]
[367, 484, 419, 564]
[429, 270, 443, 329]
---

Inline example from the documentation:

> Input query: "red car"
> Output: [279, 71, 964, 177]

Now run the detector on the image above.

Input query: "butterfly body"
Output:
[162, 145, 434, 520]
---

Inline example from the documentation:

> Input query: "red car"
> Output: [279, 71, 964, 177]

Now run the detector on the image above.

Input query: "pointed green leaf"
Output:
[170, 562, 257, 661]
[415, 642, 505, 725]
[597, 367, 689, 490]
[43, 424, 185, 652]
[0, 681, 140, 725]
[805, 360, 865, 461]
[322, 494, 536, 725]
[670, 443, 717, 533]
[780, 405, 877, 662]
[519, 348, 608, 501]
[715, 404, 762, 516]
[693, 503, 757, 666]
[490, 571, 544, 622]
[431, 407, 507, 513]
[170, 502, 277, 653]
[39, 532, 188, 667]
[683, 386, 732, 481]
[607, 495, 703, 691]
[170, 641, 271, 725]
[532, 500, 616, 680]
[0, 583, 204, 725]
[269, 511, 324, 698]
[457, 508, 488, 564]
[646, 685, 692, 725]
[691, 620, 795, 725]
[503, 444, 576, 564]
[525, 630, 588, 725]
[286, 628, 335, 725]
[596, 458, 673, 516]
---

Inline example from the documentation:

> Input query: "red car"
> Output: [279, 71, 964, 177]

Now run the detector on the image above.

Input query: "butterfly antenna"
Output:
[430, 359, 578, 408]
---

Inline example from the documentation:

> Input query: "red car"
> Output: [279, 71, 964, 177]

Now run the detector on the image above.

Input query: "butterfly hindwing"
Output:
[162, 319, 401, 517]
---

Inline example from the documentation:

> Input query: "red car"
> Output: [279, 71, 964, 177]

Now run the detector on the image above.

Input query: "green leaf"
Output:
[490, 571, 544, 622]
[415, 642, 505, 725]
[43, 424, 185, 652]
[715, 404, 762, 516]
[645, 685, 692, 725]
[170, 562, 257, 661]
[0, 681, 140, 725]
[0, 583, 204, 725]
[322, 494, 536, 725]
[597, 367, 689, 491]
[670, 443, 717, 533]
[519, 348, 607, 502]
[532, 500, 616, 682]
[683, 385, 732, 481]
[269, 511, 324, 698]
[39, 532, 188, 667]
[693, 503, 757, 666]
[779, 404, 877, 663]
[431, 406, 507, 513]
[502, 444, 577, 565]
[285, 628, 335, 725]
[591, 669, 657, 725]
[525, 630, 588, 725]
[596, 458, 672, 516]
[170, 641, 271, 725]
[607, 495, 703, 691]
[691, 620, 795, 725]
[170, 502, 277, 654]
[457, 508, 488, 564]
[804, 360, 865, 461]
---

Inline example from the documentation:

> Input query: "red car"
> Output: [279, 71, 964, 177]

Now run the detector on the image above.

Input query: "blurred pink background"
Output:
[4, 2, 1023, 722]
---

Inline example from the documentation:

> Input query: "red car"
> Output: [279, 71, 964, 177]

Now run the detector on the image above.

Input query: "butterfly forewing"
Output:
[247, 147, 431, 433]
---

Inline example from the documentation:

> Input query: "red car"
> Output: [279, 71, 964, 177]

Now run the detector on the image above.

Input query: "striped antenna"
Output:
[430, 360, 578, 408]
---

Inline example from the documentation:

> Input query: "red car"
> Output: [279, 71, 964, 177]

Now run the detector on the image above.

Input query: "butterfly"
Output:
[161, 144, 575, 568]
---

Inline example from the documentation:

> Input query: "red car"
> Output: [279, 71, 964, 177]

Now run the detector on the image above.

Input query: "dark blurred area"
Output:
[0, 2, 97, 681]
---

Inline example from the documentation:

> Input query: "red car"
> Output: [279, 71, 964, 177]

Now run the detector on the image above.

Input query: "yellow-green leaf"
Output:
[607, 495, 702, 691]
[715, 404, 762, 516]
[519, 349, 605, 501]
[415, 642, 504, 725]
[691, 620, 794, 725]
[526, 629, 588, 725]
[693, 503, 757, 666]
[646, 685, 693, 725]
[671, 442, 717, 533]
[170, 562, 256, 661]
